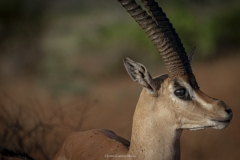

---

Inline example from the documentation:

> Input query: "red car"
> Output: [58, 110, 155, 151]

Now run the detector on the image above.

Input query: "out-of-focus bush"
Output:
[166, 0, 240, 58]
[0, 0, 48, 76]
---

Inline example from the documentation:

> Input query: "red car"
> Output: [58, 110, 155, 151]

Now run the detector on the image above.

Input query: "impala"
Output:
[54, 0, 233, 159]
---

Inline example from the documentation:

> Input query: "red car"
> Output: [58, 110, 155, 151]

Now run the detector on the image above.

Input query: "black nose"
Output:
[225, 108, 233, 118]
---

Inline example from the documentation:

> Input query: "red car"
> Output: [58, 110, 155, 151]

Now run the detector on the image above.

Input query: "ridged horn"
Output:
[117, 0, 192, 78]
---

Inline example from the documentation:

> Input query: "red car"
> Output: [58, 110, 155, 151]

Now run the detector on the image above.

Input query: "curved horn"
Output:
[117, 0, 192, 78]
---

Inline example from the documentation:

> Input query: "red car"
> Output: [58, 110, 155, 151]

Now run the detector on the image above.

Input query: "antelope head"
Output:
[119, 0, 233, 131]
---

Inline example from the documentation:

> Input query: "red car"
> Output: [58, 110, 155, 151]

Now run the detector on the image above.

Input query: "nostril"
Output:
[225, 108, 233, 115]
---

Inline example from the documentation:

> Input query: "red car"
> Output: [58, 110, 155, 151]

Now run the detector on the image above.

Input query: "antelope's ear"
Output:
[188, 46, 196, 64]
[123, 57, 158, 96]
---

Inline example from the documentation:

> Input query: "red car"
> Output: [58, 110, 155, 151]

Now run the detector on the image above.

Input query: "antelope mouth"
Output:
[211, 118, 232, 123]
[217, 120, 231, 123]
[211, 118, 232, 129]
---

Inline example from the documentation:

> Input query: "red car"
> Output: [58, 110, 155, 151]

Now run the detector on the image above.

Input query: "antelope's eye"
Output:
[174, 88, 186, 97]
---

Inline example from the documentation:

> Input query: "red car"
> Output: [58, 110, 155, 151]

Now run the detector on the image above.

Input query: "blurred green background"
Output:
[0, 0, 240, 94]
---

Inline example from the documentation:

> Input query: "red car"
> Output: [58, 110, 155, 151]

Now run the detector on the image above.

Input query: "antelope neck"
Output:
[128, 120, 182, 159]
[127, 93, 182, 160]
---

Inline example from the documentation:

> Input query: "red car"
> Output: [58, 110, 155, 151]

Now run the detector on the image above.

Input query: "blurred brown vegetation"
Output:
[0, 0, 240, 160]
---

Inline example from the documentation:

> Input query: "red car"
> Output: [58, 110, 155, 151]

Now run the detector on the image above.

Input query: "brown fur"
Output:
[54, 129, 130, 160]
